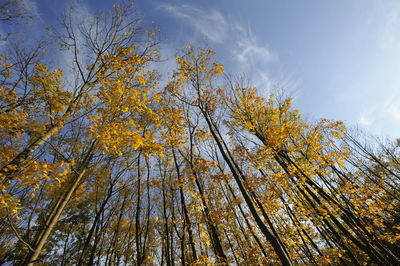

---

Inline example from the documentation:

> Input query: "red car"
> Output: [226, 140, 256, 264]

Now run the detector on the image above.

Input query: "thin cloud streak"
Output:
[159, 3, 274, 67]
[159, 3, 294, 94]
[159, 4, 227, 43]
[233, 24, 272, 65]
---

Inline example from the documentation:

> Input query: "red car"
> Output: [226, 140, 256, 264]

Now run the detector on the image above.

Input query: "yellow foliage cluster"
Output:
[89, 47, 162, 156]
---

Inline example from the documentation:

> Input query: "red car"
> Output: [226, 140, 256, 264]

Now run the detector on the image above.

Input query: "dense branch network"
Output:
[0, 2, 399, 265]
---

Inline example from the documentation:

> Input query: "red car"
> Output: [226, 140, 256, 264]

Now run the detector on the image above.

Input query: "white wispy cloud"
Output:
[159, 3, 285, 92]
[160, 4, 273, 65]
[233, 24, 273, 65]
[384, 95, 400, 122]
[159, 4, 227, 43]
[357, 92, 400, 137]
[235, 24, 300, 96]
[358, 114, 372, 127]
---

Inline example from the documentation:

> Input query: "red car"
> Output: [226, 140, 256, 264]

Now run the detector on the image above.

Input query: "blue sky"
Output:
[14, 0, 400, 139]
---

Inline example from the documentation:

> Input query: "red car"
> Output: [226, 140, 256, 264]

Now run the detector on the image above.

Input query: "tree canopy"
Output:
[0, 1, 399, 265]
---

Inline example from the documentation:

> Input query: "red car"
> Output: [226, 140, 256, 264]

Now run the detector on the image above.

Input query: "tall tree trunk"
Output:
[24, 167, 86, 265]
[172, 147, 198, 262]
[200, 109, 294, 266]
[23, 142, 95, 265]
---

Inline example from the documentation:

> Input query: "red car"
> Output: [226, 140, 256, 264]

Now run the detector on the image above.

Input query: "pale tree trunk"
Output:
[24, 167, 86, 265]
[23, 142, 95, 265]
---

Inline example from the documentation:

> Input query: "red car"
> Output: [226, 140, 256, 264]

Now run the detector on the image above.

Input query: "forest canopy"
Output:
[0, 1, 399, 265]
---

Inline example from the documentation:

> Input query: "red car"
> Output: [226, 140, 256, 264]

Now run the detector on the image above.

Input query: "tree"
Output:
[1, 3, 399, 265]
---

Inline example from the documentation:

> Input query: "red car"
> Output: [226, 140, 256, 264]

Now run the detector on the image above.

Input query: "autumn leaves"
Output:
[1, 2, 400, 265]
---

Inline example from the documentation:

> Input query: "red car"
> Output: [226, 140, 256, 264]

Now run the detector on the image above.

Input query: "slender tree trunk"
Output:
[135, 152, 143, 265]
[77, 183, 113, 264]
[24, 167, 87, 265]
[223, 184, 269, 258]
[172, 147, 198, 262]
[200, 109, 293, 266]
[23, 142, 95, 265]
